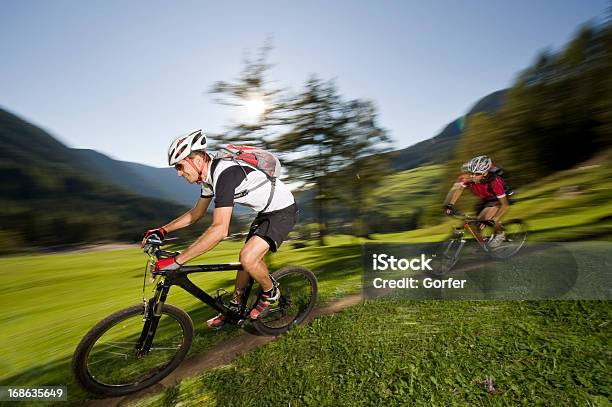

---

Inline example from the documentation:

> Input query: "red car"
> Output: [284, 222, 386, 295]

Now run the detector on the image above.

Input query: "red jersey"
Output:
[458, 174, 507, 200]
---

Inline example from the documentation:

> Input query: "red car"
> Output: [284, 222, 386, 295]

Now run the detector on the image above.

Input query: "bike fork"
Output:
[445, 228, 467, 258]
[446, 239, 466, 260]
[135, 284, 169, 356]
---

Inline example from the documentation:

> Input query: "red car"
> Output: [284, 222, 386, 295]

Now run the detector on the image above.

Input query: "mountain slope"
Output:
[388, 89, 506, 171]
[0, 107, 188, 249]
[74, 149, 201, 206]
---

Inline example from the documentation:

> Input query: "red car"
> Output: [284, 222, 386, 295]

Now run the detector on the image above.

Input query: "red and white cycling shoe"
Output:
[206, 301, 242, 330]
[249, 286, 281, 320]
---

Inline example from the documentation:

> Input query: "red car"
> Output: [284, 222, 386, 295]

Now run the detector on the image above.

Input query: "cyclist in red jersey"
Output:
[443, 155, 510, 246]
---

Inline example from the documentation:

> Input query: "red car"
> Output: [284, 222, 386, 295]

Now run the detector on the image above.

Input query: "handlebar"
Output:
[447, 210, 497, 227]
[143, 237, 180, 259]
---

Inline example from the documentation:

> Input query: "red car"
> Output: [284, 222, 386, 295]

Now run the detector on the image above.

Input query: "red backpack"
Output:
[212, 145, 282, 212]
[214, 145, 281, 179]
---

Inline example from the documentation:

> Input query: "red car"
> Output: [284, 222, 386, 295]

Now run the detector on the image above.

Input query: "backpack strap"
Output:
[210, 158, 222, 179]
[233, 175, 276, 212]
[218, 157, 276, 209]
[260, 178, 276, 214]
[233, 178, 269, 199]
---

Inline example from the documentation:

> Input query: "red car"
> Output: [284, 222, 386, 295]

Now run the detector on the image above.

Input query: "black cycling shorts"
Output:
[475, 197, 513, 214]
[246, 203, 298, 252]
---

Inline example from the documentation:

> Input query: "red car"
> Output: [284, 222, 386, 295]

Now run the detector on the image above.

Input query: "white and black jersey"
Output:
[200, 159, 295, 213]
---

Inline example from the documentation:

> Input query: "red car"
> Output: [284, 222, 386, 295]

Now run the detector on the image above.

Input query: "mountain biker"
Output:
[443, 155, 510, 247]
[142, 130, 298, 329]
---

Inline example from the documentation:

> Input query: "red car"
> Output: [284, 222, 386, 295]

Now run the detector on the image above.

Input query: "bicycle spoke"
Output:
[88, 355, 126, 366]
[254, 266, 317, 334]
[84, 312, 188, 387]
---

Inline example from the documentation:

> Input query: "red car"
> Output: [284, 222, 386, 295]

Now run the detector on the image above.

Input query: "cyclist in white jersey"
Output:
[142, 130, 298, 329]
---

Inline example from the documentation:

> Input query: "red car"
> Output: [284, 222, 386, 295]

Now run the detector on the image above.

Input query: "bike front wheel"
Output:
[252, 265, 318, 336]
[430, 238, 465, 276]
[72, 304, 193, 397]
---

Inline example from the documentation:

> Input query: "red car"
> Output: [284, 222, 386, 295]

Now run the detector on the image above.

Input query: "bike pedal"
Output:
[215, 288, 230, 301]
[206, 317, 228, 331]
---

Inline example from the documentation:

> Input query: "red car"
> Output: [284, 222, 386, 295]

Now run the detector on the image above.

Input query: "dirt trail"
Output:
[81, 293, 363, 407]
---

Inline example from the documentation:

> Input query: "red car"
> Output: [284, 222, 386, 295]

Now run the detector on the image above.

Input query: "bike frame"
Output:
[136, 242, 258, 355]
[150, 263, 254, 325]
[461, 219, 493, 252]
[137, 263, 255, 356]
[435, 217, 497, 276]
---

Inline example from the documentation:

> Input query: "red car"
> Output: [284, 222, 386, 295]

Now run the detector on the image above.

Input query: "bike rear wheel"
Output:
[251, 265, 318, 336]
[72, 304, 193, 397]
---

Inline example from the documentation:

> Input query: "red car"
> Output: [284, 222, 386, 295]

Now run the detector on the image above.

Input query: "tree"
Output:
[273, 77, 392, 244]
[428, 20, 612, 225]
[332, 100, 392, 237]
[209, 45, 393, 244]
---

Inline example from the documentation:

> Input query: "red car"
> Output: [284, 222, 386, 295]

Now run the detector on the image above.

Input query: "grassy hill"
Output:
[290, 147, 612, 247]
[373, 148, 612, 243]
[370, 165, 444, 219]
[1, 150, 610, 403]
[133, 300, 610, 406]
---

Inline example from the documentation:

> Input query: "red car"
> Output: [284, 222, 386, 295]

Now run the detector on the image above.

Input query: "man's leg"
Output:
[239, 235, 273, 291]
[206, 237, 272, 329]
[478, 205, 506, 246]
[478, 206, 499, 221]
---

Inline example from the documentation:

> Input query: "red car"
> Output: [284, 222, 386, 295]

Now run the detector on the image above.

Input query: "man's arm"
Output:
[175, 206, 233, 264]
[444, 182, 465, 209]
[163, 197, 212, 233]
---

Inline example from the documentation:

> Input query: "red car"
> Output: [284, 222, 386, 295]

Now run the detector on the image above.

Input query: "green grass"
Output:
[0, 242, 242, 377]
[368, 165, 444, 219]
[2, 156, 612, 404]
[129, 300, 612, 406]
[0, 239, 363, 403]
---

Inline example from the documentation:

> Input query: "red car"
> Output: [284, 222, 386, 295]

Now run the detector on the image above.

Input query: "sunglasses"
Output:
[174, 163, 184, 171]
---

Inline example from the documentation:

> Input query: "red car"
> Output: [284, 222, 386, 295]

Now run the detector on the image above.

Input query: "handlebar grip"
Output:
[159, 249, 180, 258]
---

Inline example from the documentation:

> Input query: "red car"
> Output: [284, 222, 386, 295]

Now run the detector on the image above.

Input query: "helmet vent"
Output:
[176, 145, 187, 159]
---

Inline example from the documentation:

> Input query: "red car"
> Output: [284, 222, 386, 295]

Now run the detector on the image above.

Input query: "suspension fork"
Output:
[446, 227, 467, 258]
[135, 282, 170, 356]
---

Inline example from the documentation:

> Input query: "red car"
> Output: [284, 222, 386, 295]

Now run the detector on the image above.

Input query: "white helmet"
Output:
[167, 130, 207, 166]
[465, 155, 492, 174]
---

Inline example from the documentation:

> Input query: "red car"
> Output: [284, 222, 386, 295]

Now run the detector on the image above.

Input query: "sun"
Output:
[244, 95, 266, 117]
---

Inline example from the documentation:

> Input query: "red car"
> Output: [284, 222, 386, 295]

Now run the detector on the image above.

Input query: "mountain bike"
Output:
[72, 237, 318, 397]
[432, 211, 527, 275]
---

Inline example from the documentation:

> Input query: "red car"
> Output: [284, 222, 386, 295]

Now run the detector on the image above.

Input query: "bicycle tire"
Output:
[72, 304, 193, 397]
[487, 219, 528, 259]
[252, 265, 318, 336]
[430, 238, 463, 276]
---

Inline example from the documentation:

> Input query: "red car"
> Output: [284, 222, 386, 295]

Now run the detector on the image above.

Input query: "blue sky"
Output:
[1, 1, 608, 167]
